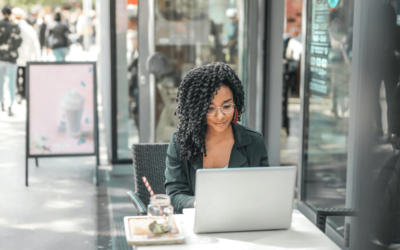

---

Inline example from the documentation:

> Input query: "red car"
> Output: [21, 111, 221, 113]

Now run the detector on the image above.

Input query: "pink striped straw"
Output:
[142, 176, 155, 197]
[142, 176, 164, 216]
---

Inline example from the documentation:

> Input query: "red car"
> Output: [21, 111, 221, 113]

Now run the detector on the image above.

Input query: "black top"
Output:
[0, 18, 22, 63]
[164, 123, 270, 213]
[39, 23, 47, 48]
[50, 22, 70, 49]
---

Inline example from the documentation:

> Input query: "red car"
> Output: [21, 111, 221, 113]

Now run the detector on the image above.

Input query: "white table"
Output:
[132, 209, 340, 250]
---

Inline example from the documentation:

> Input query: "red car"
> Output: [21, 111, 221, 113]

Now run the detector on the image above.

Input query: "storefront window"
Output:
[114, 0, 249, 159]
[281, 0, 303, 166]
[302, 0, 354, 235]
[153, 0, 248, 142]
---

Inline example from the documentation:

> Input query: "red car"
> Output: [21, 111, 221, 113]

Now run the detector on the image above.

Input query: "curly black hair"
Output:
[174, 62, 245, 161]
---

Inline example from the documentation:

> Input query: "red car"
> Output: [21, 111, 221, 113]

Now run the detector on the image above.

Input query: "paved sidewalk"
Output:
[0, 100, 113, 250]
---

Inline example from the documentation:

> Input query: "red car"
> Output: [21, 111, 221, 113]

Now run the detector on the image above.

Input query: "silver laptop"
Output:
[194, 166, 296, 234]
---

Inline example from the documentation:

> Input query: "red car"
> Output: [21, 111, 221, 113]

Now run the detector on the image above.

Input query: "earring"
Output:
[232, 107, 238, 124]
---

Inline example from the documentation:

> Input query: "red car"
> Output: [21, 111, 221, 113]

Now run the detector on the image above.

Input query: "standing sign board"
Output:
[25, 62, 99, 186]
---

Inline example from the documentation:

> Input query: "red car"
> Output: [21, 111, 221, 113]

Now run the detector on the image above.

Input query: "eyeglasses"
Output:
[207, 103, 235, 115]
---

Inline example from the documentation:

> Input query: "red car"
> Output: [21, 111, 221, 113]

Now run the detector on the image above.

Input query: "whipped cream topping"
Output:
[62, 89, 85, 110]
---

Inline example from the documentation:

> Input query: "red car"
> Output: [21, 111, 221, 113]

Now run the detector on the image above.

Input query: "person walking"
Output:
[0, 4, 22, 116]
[49, 12, 70, 61]
[38, 13, 48, 57]
[12, 8, 41, 103]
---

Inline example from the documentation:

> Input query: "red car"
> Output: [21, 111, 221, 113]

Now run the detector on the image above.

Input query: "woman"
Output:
[49, 13, 70, 61]
[165, 62, 269, 214]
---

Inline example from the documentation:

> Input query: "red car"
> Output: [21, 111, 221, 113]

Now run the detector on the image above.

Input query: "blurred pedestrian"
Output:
[12, 7, 41, 103]
[373, 1, 400, 140]
[224, 8, 238, 64]
[29, 5, 43, 42]
[0, 4, 22, 116]
[38, 14, 47, 51]
[76, 8, 93, 50]
[49, 12, 70, 61]
[75, 8, 84, 47]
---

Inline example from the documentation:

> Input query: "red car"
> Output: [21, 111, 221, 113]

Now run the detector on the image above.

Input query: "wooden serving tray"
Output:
[124, 216, 185, 246]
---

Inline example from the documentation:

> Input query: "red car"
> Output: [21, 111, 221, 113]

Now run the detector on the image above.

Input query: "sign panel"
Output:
[27, 63, 97, 156]
[309, 0, 331, 97]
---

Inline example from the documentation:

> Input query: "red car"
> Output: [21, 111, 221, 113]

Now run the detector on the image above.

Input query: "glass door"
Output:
[138, 0, 250, 143]
[298, 0, 400, 247]
[113, 0, 140, 160]
[299, 0, 354, 237]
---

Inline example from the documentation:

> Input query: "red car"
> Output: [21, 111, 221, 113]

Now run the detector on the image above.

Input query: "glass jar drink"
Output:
[147, 194, 174, 235]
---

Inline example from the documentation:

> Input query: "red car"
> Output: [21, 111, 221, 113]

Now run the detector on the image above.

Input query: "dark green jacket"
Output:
[164, 123, 269, 213]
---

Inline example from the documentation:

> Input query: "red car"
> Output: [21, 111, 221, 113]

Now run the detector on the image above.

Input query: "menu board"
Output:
[27, 63, 98, 156]
[308, 0, 331, 97]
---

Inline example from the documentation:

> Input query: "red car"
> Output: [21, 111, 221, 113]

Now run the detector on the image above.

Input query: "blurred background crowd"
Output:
[0, 1, 96, 116]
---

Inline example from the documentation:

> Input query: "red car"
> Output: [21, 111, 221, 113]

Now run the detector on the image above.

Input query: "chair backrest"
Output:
[132, 143, 169, 208]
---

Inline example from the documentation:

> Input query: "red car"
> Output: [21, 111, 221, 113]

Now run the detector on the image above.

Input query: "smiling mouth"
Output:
[215, 122, 226, 126]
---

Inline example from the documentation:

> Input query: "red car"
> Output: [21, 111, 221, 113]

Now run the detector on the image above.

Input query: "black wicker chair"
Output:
[127, 143, 169, 215]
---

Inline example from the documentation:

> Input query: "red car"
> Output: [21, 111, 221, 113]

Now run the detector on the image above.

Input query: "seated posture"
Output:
[165, 62, 269, 213]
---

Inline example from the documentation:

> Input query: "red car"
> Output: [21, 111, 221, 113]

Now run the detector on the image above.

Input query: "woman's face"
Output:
[206, 85, 235, 133]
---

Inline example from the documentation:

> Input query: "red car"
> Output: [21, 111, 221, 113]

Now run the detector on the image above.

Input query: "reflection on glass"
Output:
[348, 1, 400, 245]
[116, 2, 139, 159]
[153, 0, 248, 142]
[281, 0, 303, 166]
[115, 0, 248, 157]
[303, 0, 354, 235]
